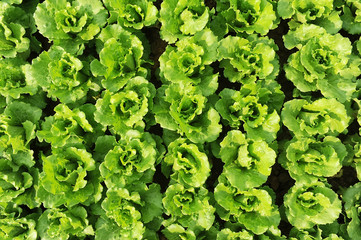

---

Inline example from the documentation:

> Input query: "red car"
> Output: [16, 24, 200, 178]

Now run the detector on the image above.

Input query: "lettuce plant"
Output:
[37, 103, 101, 148]
[24, 46, 93, 104]
[344, 134, 361, 181]
[280, 136, 347, 183]
[0, 2, 34, 58]
[283, 24, 361, 102]
[219, 130, 277, 190]
[162, 224, 196, 240]
[218, 35, 279, 84]
[343, 182, 361, 239]
[215, 80, 284, 143]
[217, 228, 253, 240]
[0, 101, 42, 152]
[341, 0, 361, 34]
[97, 188, 145, 240]
[90, 24, 150, 92]
[284, 181, 342, 229]
[154, 83, 222, 144]
[103, 0, 158, 29]
[0, 203, 38, 240]
[281, 98, 350, 137]
[0, 145, 38, 208]
[99, 130, 160, 189]
[0, 58, 37, 99]
[96, 184, 163, 240]
[34, 0, 108, 54]
[162, 184, 215, 235]
[213, 0, 278, 36]
[159, 29, 218, 96]
[214, 174, 280, 235]
[289, 225, 345, 240]
[94, 77, 155, 135]
[159, 0, 212, 43]
[277, 0, 342, 33]
[163, 138, 210, 188]
[36, 146, 102, 208]
[37, 206, 94, 240]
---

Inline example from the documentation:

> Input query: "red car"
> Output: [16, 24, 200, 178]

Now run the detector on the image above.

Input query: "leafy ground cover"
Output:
[1, 0, 361, 239]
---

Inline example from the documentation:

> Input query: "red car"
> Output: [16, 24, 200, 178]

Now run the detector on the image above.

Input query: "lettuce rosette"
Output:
[36, 146, 102, 208]
[343, 182, 361, 239]
[24, 46, 93, 105]
[0, 145, 38, 208]
[218, 35, 279, 84]
[34, 0, 108, 54]
[95, 184, 163, 240]
[0, 101, 42, 153]
[284, 181, 342, 229]
[279, 136, 347, 183]
[37, 103, 102, 148]
[159, 0, 212, 43]
[214, 174, 280, 235]
[159, 29, 218, 96]
[99, 130, 162, 189]
[162, 138, 210, 188]
[94, 76, 155, 135]
[0, 2, 39, 59]
[103, 0, 158, 29]
[162, 184, 215, 237]
[0, 58, 37, 99]
[154, 82, 222, 144]
[341, 0, 361, 34]
[212, 0, 278, 37]
[37, 206, 94, 240]
[90, 24, 150, 92]
[219, 130, 277, 190]
[277, 0, 342, 33]
[215, 80, 284, 143]
[0, 203, 38, 240]
[281, 98, 350, 137]
[283, 24, 361, 102]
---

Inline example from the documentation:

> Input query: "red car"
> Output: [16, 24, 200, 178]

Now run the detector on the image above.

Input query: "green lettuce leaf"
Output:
[284, 181, 342, 229]
[37, 206, 94, 240]
[36, 146, 102, 208]
[277, 0, 342, 33]
[104, 0, 158, 29]
[159, 0, 211, 43]
[34, 0, 108, 54]
[214, 174, 280, 235]
[162, 184, 215, 231]
[218, 35, 279, 84]
[283, 24, 361, 102]
[90, 24, 149, 92]
[159, 29, 218, 96]
[219, 130, 276, 190]
[163, 138, 210, 188]
[94, 76, 155, 134]
[281, 98, 350, 137]
[24, 46, 93, 104]
[215, 80, 284, 142]
[154, 83, 222, 144]
[99, 130, 159, 189]
[213, 0, 278, 36]
[280, 136, 346, 183]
